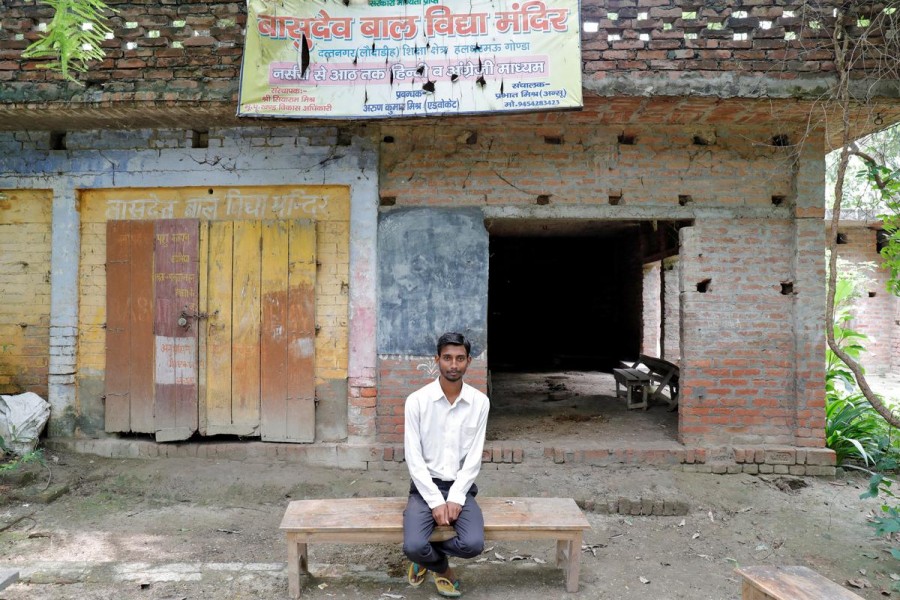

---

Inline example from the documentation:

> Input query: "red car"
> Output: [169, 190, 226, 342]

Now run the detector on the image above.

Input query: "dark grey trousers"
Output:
[402, 479, 485, 573]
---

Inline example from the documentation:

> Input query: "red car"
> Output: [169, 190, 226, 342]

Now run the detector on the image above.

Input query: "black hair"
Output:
[436, 332, 471, 357]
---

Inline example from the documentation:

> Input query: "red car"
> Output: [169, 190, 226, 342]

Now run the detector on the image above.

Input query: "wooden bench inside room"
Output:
[617, 354, 680, 410]
[612, 367, 651, 409]
[280, 496, 592, 599]
[736, 565, 865, 600]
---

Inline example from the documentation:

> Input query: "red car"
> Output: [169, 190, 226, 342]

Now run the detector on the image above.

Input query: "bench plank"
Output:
[736, 566, 864, 600]
[281, 497, 591, 598]
[281, 497, 588, 532]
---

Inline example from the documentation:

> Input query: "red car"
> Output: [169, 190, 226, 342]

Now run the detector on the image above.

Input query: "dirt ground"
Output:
[1, 449, 898, 600]
[2, 369, 900, 600]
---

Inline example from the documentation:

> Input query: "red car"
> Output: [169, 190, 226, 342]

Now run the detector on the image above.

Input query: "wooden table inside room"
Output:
[279, 496, 592, 598]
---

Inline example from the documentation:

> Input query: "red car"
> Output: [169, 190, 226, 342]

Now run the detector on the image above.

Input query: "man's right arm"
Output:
[404, 394, 445, 509]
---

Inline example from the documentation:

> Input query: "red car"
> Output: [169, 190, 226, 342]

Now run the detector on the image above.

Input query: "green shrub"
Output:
[826, 395, 888, 466]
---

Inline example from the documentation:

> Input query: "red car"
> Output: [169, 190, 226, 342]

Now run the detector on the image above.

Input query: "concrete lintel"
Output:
[481, 204, 791, 221]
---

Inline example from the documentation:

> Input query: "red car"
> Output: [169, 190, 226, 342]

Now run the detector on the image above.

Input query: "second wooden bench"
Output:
[280, 496, 592, 598]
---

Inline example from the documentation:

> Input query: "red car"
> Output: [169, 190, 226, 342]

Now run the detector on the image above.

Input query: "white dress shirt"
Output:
[404, 378, 490, 509]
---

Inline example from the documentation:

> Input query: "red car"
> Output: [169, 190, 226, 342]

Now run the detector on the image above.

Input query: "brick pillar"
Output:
[792, 131, 827, 448]
[679, 218, 797, 446]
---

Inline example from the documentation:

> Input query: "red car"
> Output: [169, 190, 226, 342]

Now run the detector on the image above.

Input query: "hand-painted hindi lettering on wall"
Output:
[238, 0, 582, 118]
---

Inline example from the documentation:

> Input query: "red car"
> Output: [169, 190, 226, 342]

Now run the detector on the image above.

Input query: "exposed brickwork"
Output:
[580, 1, 845, 79]
[380, 121, 798, 208]
[0, 0, 245, 104]
[381, 120, 820, 448]
[0, 189, 52, 397]
[0, 0, 897, 126]
[680, 219, 802, 446]
[377, 356, 488, 443]
[835, 225, 899, 375]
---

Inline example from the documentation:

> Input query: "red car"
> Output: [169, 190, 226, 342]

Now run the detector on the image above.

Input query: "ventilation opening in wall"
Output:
[191, 130, 209, 149]
[49, 131, 67, 151]
[484, 218, 690, 444]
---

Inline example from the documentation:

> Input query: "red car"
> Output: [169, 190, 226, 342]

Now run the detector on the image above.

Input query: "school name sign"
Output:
[238, 0, 583, 119]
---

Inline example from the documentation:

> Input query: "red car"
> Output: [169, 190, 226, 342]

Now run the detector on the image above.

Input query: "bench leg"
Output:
[557, 533, 582, 592]
[565, 532, 582, 592]
[287, 535, 308, 599]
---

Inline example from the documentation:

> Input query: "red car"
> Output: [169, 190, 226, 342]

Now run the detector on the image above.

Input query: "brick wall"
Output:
[0, 0, 893, 111]
[580, 1, 847, 80]
[836, 226, 899, 375]
[0, 189, 51, 397]
[377, 356, 488, 443]
[380, 120, 796, 207]
[680, 220, 798, 446]
[379, 118, 821, 447]
[642, 262, 661, 357]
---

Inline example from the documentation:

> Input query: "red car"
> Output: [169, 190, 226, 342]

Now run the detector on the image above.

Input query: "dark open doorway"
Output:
[484, 219, 688, 446]
[488, 229, 641, 371]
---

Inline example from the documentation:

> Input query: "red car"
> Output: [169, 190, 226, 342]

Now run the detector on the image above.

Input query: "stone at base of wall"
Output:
[44, 438, 836, 477]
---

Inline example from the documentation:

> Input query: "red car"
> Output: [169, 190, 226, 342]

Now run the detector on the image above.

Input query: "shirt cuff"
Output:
[446, 491, 467, 506]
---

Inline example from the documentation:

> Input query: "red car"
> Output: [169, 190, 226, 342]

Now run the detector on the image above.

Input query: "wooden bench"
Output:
[612, 368, 650, 409]
[736, 565, 865, 600]
[280, 496, 591, 598]
[621, 354, 680, 410]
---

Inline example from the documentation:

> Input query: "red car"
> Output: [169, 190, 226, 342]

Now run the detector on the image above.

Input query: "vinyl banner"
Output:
[238, 0, 582, 119]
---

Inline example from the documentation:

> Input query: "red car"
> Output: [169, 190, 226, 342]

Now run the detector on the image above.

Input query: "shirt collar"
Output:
[428, 378, 472, 404]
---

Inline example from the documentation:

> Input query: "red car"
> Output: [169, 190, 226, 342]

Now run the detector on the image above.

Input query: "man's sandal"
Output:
[432, 573, 462, 598]
[407, 562, 428, 587]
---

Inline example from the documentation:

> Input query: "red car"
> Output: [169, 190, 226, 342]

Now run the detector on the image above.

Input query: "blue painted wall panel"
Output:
[377, 208, 488, 357]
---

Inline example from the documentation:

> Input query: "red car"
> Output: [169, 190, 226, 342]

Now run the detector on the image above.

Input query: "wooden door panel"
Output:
[129, 224, 156, 433]
[153, 220, 200, 442]
[204, 221, 236, 435]
[260, 221, 290, 441]
[105, 220, 154, 433]
[284, 220, 316, 442]
[231, 220, 262, 433]
[105, 221, 133, 432]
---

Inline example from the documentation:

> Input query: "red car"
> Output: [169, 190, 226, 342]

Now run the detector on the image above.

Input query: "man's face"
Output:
[436, 344, 471, 383]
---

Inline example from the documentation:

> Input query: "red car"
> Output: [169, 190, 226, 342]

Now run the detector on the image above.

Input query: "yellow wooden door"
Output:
[201, 220, 316, 441]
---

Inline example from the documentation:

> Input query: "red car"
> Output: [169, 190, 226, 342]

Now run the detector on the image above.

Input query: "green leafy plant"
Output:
[861, 474, 900, 571]
[22, 0, 116, 83]
[0, 434, 46, 475]
[826, 395, 882, 465]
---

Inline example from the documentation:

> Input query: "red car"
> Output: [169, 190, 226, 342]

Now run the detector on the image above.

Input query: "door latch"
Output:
[179, 309, 218, 328]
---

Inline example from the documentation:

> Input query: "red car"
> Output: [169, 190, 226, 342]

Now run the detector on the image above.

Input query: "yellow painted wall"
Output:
[77, 186, 350, 411]
[0, 189, 52, 397]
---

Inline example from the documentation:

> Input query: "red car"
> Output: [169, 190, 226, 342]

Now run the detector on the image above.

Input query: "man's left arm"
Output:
[446, 397, 490, 507]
